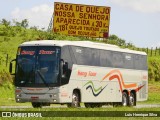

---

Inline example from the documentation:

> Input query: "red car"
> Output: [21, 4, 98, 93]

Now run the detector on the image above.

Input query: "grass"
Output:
[0, 83, 30, 106]
[0, 117, 159, 120]
[137, 82, 160, 104]
[0, 107, 160, 119]
[0, 82, 160, 119]
[0, 22, 160, 119]
[0, 82, 160, 106]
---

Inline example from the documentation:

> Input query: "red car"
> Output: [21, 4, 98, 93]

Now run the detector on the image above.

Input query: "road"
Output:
[0, 104, 160, 109]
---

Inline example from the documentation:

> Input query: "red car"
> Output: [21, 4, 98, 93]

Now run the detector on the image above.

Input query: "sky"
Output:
[0, 0, 160, 48]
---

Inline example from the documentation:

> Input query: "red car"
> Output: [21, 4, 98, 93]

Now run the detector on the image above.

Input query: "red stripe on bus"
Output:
[101, 70, 137, 89]
[135, 85, 145, 92]
[109, 75, 123, 92]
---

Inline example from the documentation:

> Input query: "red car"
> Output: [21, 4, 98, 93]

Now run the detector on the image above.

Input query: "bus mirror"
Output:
[9, 59, 16, 75]
[60, 59, 64, 76]
[63, 62, 68, 72]
[60, 59, 68, 78]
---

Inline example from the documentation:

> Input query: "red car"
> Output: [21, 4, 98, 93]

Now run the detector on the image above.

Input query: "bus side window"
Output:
[91, 48, 100, 66]
[61, 46, 72, 85]
[100, 50, 113, 67]
[134, 55, 140, 70]
[68, 46, 77, 64]
[71, 46, 92, 65]
[61, 46, 72, 69]
[124, 53, 134, 69]
[134, 55, 147, 70]
[112, 52, 124, 68]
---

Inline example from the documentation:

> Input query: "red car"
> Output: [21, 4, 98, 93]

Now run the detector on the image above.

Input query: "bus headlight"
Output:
[16, 94, 21, 97]
[53, 94, 56, 97]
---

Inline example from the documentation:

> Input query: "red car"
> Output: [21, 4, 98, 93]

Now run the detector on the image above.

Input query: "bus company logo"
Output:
[84, 69, 146, 97]
[39, 50, 55, 54]
[21, 50, 35, 55]
[2, 112, 12, 117]
[83, 81, 108, 97]
[78, 70, 97, 77]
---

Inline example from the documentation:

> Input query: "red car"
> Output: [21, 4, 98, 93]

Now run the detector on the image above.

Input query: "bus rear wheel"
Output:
[122, 92, 129, 106]
[32, 102, 42, 108]
[67, 91, 80, 108]
[129, 92, 136, 106]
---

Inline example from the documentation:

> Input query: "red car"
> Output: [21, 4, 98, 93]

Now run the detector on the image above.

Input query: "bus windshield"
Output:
[15, 46, 60, 87]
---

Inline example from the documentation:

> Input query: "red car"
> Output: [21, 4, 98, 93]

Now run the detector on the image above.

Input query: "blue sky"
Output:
[0, 0, 160, 48]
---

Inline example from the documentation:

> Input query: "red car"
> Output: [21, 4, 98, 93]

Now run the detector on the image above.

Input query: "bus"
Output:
[9, 40, 148, 108]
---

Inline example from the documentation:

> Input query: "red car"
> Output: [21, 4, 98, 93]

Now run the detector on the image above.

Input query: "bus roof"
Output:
[20, 40, 147, 55]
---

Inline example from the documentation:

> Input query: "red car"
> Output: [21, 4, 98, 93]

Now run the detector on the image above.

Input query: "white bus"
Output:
[10, 40, 148, 108]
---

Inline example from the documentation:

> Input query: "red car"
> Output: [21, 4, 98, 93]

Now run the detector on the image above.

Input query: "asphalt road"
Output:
[0, 104, 160, 109]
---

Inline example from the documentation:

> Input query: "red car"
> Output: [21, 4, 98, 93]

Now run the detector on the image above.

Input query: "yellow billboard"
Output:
[53, 2, 110, 38]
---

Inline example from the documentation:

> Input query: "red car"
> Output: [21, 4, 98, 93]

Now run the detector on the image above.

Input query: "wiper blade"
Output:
[37, 70, 52, 89]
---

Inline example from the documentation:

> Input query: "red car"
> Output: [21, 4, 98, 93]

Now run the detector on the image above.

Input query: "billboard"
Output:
[53, 2, 110, 38]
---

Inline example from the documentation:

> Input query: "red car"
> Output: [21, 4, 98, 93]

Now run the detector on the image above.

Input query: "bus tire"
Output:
[67, 91, 80, 108]
[122, 92, 129, 106]
[129, 92, 136, 106]
[42, 103, 50, 106]
[92, 103, 102, 108]
[84, 103, 91, 108]
[32, 102, 42, 108]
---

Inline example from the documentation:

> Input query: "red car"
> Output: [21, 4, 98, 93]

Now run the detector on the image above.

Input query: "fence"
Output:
[132, 47, 160, 56]
[0, 54, 10, 68]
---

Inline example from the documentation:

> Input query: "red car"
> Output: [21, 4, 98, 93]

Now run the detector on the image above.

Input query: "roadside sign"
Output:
[53, 2, 110, 38]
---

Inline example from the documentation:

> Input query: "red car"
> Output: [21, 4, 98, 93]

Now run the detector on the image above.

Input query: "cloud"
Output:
[11, 4, 53, 29]
[110, 0, 160, 13]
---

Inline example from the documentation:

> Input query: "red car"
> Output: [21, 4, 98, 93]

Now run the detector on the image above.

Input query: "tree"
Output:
[109, 34, 119, 40]
[13, 19, 29, 28]
[1, 19, 10, 27]
[21, 19, 29, 28]
[107, 34, 126, 47]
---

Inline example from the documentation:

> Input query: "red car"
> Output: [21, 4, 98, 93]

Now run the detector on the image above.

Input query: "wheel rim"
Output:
[72, 93, 79, 107]
[122, 93, 127, 106]
[129, 93, 135, 106]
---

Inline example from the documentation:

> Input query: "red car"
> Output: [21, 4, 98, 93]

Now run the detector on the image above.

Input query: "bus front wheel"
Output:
[67, 91, 80, 108]
[32, 102, 42, 108]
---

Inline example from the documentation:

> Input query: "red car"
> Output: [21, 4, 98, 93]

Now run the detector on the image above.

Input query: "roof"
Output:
[20, 40, 147, 55]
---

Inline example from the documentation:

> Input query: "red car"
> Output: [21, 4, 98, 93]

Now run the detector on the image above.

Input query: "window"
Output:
[70, 45, 147, 70]
[71, 46, 92, 65]
[123, 53, 134, 69]
[134, 55, 147, 70]
[90, 48, 100, 66]
[61, 46, 72, 68]
[112, 51, 124, 68]
[100, 50, 113, 67]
